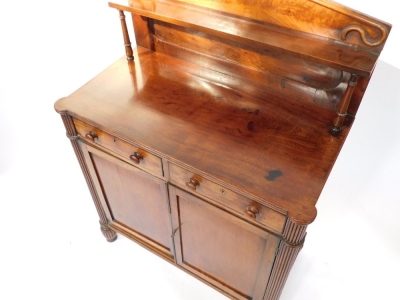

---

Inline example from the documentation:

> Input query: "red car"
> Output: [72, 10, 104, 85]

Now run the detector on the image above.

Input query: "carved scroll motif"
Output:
[340, 24, 387, 47]
[311, 0, 388, 47]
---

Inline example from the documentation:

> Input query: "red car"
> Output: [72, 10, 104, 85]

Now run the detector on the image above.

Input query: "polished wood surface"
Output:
[56, 48, 350, 224]
[168, 161, 286, 233]
[110, 0, 391, 76]
[168, 0, 390, 49]
[55, 1, 391, 299]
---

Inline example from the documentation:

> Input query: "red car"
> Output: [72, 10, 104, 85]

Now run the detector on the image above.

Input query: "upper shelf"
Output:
[109, 0, 391, 77]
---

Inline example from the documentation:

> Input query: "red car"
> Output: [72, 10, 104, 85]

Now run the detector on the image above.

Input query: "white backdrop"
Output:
[0, 1, 399, 299]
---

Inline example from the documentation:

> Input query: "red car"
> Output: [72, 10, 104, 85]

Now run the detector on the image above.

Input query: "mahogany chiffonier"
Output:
[54, 1, 391, 299]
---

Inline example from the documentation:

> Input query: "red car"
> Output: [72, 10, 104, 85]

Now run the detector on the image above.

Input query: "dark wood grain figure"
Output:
[55, 1, 391, 299]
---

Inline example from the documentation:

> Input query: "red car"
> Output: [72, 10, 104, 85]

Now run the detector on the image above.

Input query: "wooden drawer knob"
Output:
[85, 131, 97, 141]
[244, 203, 259, 220]
[186, 178, 200, 190]
[129, 152, 143, 164]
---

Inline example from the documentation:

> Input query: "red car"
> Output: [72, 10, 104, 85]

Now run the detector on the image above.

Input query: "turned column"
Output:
[118, 10, 134, 61]
[330, 74, 358, 135]
[60, 113, 117, 242]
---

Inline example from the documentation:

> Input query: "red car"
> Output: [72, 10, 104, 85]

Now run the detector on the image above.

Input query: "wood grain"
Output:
[55, 48, 345, 224]
[169, 186, 280, 300]
[109, 0, 391, 76]
[55, 1, 391, 299]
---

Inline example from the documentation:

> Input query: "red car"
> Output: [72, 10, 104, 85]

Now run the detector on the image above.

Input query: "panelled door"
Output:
[80, 142, 174, 259]
[169, 185, 280, 300]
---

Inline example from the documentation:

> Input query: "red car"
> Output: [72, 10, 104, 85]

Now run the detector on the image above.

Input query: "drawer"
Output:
[74, 118, 163, 177]
[168, 163, 286, 234]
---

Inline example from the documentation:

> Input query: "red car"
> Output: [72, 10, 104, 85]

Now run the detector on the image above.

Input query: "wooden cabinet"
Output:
[72, 122, 283, 299]
[55, 1, 390, 299]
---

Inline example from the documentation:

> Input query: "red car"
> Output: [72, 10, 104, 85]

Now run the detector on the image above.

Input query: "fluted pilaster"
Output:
[60, 113, 117, 242]
[264, 218, 308, 300]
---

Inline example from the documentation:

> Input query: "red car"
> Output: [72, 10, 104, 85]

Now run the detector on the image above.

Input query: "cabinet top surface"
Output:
[55, 47, 354, 224]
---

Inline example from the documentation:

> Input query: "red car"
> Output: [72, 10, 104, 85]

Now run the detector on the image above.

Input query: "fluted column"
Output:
[264, 218, 307, 300]
[60, 113, 117, 242]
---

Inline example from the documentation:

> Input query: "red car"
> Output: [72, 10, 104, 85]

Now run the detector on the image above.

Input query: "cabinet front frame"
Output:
[78, 139, 285, 299]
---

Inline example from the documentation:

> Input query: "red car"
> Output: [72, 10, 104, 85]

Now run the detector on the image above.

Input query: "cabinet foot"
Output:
[100, 221, 117, 242]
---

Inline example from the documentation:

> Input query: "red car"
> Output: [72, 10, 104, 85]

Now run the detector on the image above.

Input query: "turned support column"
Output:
[264, 218, 308, 300]
[330, 74, 358, 135]
[118, 10, 134, 62]
[61, 113, 117, 242]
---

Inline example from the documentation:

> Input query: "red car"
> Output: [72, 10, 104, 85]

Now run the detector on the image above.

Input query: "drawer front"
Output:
[74, 118, 163, 177]
[168, 163, 286, 234]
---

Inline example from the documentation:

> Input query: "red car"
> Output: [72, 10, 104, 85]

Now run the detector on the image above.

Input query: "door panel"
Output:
[169, 185, 280, 300]
[81, 142, 173, 256]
